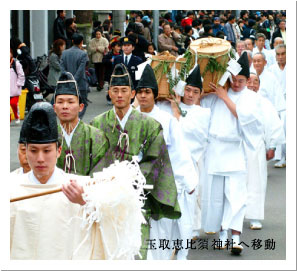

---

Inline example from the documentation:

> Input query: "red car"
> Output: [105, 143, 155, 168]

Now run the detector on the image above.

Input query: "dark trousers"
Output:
[94, 62, 105, 89]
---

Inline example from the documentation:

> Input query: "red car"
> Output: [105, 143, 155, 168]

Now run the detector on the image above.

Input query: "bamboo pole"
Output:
[10, 184, 154, 203]
[10, 187, 62, 203]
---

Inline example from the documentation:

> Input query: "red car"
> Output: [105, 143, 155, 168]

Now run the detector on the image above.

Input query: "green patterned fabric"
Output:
[57, 121, 109, 176]
[90, 109, 181, 220]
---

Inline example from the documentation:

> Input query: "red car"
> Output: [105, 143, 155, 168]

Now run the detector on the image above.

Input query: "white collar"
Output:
[29, 166, 59, 185]
[60, 120, 80, 147]
[113, 105, 133, 130]
[123, 53, 132, 63]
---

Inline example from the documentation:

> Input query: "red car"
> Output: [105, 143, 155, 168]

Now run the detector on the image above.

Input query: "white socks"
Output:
[232, 234, 240, 244]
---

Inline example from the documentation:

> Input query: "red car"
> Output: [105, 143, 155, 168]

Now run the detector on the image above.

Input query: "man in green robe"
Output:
[53, 72, 109, 176]
[90, 63, 181, 259]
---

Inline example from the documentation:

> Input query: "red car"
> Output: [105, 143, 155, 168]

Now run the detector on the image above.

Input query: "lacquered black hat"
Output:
[25, 102, 58, 144]
[186, 64, 203, 90]
[136, 64, 158, 98]
[237, 51, 250, 78]
[110, 63, 134, 89]
[54, 72, 81, 101]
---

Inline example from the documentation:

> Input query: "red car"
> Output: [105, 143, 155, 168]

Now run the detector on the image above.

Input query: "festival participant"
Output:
[53, 72, 109, 175]
[200, 52, 263, 255]
[90, 63, 181, 259]
[245, 73, 285, 229]
[10, 102, 145, 260]
[268, 44, 286, 168]
[11, 117, 31, 175]
[157, 65, 211, 239]
[136, 64, 198, 260]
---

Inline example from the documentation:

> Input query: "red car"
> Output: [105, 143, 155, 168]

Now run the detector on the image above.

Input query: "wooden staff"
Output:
[10, 184, 154, 203]
[10, 187, 62, 203]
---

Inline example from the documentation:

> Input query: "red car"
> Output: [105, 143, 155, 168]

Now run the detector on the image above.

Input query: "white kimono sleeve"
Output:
[167, 117, 198, 194]
[261, 97, 286, 149]
[236, 90, 263, 151]
[179, 108, 211, 163]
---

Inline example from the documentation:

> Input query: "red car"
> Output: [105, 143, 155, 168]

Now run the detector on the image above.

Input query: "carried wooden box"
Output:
[190, 37, 231, 93]
[150, 51, 186, 100]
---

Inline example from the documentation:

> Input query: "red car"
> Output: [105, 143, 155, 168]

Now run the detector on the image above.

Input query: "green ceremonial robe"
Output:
[90, 108, 181, 259]
[57, 120, 109, 176]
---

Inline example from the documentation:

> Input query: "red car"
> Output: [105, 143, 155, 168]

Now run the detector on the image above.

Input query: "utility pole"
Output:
[153, 10, 159, 51]
[112, 10, 126, 36]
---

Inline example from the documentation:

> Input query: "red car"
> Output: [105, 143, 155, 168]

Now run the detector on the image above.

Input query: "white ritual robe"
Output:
[139, 105, 198, 260]
[245, 94, 285, 220]
[10, 168, 94, 260]
[258, 69, 286, 114]
[200, 88, 263, 233]
[268, 63, 286, 100]
[10, 167, 143, 260]
[157, 101, 211, 234]
[259, 68, 286, 160]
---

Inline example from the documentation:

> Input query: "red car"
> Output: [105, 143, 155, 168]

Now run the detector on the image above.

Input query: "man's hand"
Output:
[172, 46, 179, 52]
[209, 82, 228, 100]
[188, 189, 195, 195]
[166, 94, 181, 120]
[266, 149, 275, 161]
[62, 180, 86, 205]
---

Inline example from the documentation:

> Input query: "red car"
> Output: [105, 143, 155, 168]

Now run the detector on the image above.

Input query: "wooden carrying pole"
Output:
[10, 187, 62, 203]
[10, 185, 154, 203]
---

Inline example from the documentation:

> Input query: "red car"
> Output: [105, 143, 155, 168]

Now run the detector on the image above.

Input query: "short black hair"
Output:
[228, 14, 235, 21]
[57, 10, 64, 16]
[72, 33, 84, 45]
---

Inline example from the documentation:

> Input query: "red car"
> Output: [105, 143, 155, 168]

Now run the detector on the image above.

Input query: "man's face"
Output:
[245, 39, 254, 51]
[252, 54, 266, 74]
[136, 16, 142, 22]
[109, 85, 135, 110]
[183, 85, 201, 105]
[122, 44, 134, 55]
[256, 37, 265, 50]
[136, 88, 155, 111]
[214, 19, 220, 25]
[230, 75, 247, 92]
[60, 11, 66, 19]
[95, 31, 102, 39]
[273, 38, 284, 49]
[236, 42, 246, 56]
[276, 47, 286, 66]
[18, 143, 31, 173]
[163, 25, 171, 36]
[26, 143, 61, 183]
[54, 95, 83, 124]
[279, 21, 286, 31]
[247, 74, 260, 92]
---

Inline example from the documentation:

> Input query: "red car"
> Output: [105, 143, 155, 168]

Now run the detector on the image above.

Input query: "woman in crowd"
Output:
[48, 39, 66, 89]
[89, 29, 109, 91]
[10, 48, 25, 124]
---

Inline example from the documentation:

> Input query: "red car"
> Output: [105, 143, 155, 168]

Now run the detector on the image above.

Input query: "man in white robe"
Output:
[136, 64, 198, 260]
[253, 52, 286, 167]
[200, 52, 263, 255]
[268, 44, 286, 167]
[245, 73, 285, 230]
[252, 33, 275, 68]
[157, 65, 211, 239]
[10, 102, 144, 260]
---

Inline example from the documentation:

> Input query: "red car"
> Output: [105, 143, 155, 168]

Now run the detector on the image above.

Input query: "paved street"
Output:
[10, 87, 286, 260]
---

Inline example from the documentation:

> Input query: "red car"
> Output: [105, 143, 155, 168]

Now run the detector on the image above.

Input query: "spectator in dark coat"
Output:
[113, 36, 143, 91]
[65, 18, 77, 49]
[53, 10, 67, 42]
[60, 33, 89, 119]
[271, 20, 286, 48]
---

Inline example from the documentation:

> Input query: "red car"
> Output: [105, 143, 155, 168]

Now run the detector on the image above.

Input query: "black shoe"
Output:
[97, 86, 103, 91]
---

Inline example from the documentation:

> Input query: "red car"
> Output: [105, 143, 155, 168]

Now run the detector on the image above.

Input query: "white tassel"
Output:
[72, 158, 147, 260]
